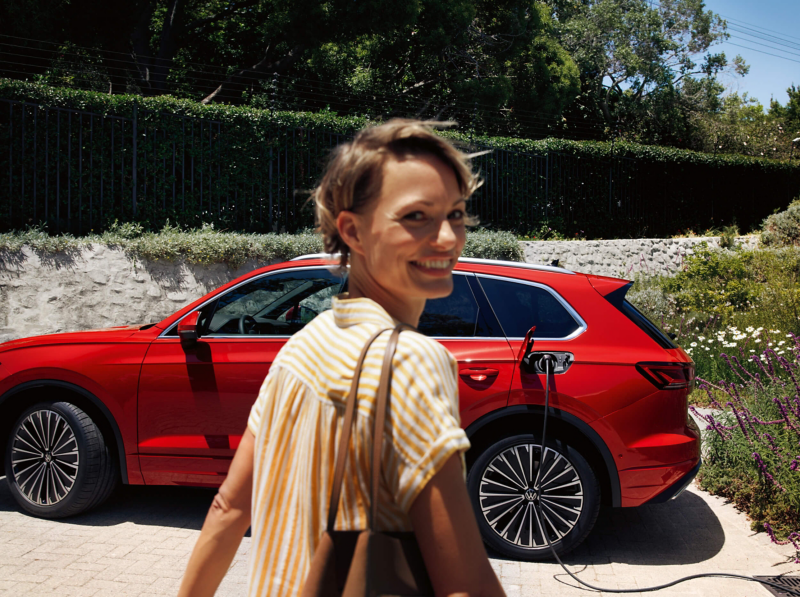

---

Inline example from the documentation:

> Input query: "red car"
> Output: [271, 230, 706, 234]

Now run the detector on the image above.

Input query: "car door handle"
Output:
[459, 367, 499, 382]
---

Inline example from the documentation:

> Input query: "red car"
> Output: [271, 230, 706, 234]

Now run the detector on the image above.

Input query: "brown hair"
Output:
[312, 119, 480, 267]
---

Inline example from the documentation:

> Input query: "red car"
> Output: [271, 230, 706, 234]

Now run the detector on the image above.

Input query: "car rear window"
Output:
[477, 277, 582, 339]
[620, 299, 677, 349]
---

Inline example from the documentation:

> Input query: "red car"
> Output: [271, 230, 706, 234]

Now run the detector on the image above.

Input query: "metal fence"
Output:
[2, 97, 799, 237]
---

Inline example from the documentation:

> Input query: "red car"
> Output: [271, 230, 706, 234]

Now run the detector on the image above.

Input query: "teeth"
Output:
[414, 260, 451, 269]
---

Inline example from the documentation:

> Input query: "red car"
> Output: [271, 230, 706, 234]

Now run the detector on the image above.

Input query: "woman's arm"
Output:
[409, 454, 506, 597]
[177, 429, 255, 597]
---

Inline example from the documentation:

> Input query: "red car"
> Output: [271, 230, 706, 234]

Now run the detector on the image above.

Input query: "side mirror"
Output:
[178, 311, 201, 349]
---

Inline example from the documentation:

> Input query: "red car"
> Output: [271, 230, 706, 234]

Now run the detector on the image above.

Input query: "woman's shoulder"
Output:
[271, 310, 341, 372]
[392, 329, 457, 381]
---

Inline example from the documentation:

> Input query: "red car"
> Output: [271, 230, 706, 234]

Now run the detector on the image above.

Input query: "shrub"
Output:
[627, 244, 800, 383]
[462, 229, 523, 261]
[0, 225, 522, 268]
[2, 79, 800, 238]
[694, 335, 800, 550]
[762, 199, 800, 248]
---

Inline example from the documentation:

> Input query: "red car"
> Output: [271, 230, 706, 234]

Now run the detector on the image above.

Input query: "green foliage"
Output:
[627, 245, 800, 383]
[461, 229, 524, 262]
[0, 0, 580, 139]
[2, 80, 799, 239]
[718, 224, 739, 250]
[769, 85, 800, 138]
[0, 225, 522, 269]
[547, 0, 743, 145]
[691, 93, 793, 161]
[762, 199, 800, 248]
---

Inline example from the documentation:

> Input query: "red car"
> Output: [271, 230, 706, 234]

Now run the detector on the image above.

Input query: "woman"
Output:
[178, 120, 505, 597]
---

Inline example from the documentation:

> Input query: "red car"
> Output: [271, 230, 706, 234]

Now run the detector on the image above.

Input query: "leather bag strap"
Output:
[369, 323, 416, 529]
[327, 327, 391, 532]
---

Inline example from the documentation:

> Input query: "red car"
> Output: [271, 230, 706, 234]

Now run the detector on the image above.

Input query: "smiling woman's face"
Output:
[342, 153, 467, 319]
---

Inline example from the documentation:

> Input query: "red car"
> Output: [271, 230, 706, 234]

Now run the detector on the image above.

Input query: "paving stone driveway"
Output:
[2, 474, 799, 597]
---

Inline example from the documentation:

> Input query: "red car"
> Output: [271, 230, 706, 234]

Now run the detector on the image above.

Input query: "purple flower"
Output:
[773, 397, 798, 433]
[753, 452, 786, 492]
[728, 402, 751, 441]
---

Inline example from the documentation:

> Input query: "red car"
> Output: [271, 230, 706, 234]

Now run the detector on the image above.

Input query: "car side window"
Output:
[417, 274, 480, 337]
[203, 268, 343, 336]
[477, 277, 581, 339]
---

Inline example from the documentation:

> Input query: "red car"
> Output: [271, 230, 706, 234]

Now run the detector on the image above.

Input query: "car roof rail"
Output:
[290, 253, 575, 275]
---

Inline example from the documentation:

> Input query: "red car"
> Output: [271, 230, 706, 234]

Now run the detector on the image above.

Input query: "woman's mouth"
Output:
[410, 259, 454, 275]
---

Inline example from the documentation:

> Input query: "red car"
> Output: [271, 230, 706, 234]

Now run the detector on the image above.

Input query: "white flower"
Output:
[755, 339, 762, 343]
[746, 326, 754, 332]
[750, 350, 755, 353]
[704, 346, 710, 351]
[757, 327, 764, 331]
[690, 342, 697, 347]
[788, 334, 794, 338]
[698, 336, 706, 341]
[778, 350, 785, 355]
[779, 341, 786, 345]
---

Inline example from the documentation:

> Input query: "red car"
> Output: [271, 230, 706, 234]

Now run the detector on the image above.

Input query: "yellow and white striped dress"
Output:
[246, 295, 471, 597]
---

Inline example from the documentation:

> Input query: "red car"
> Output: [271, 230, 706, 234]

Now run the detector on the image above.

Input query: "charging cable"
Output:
[531, 353, 800, 596]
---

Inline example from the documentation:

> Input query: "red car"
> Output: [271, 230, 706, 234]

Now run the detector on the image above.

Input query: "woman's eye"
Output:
[403, 211, 426, 221]
[449, 209, 465, 220]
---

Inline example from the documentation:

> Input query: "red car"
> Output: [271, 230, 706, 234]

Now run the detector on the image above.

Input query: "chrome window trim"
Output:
[290, 253, 575, 275]
[158, 265, 343, 339]
[474, 273, 587, 341]
[457, 257, 575, 275]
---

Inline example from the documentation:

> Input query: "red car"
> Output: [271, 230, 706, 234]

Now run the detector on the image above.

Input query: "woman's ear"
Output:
[337, 210, 366, 257]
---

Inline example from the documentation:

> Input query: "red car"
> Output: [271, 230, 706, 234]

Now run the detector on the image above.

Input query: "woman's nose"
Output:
[432, 218, 457, 248]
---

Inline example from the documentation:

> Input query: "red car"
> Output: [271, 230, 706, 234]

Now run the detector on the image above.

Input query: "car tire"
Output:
[467, 433, 600, 561]
[4, 401, 119, 519]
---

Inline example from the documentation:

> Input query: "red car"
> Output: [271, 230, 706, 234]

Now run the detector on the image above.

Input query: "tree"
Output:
[0, 0, 580, 137]
[545, 0, 747, 143]
[281, 0, 580, 136]
[691, 93, 792, 160]
[770, 84, 800, 139]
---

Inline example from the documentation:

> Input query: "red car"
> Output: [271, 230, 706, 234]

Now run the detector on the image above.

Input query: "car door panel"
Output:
[137, 266, 343, 485]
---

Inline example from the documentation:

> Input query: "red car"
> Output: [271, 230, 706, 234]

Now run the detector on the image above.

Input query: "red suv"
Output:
[0, 256, 699, 560]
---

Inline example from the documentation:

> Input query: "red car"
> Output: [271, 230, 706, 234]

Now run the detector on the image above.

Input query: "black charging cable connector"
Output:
[530, 353, 800, 596]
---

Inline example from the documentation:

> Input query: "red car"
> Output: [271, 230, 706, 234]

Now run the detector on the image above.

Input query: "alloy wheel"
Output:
[10, 409, 80, 506]
[477, 443, 583, 550]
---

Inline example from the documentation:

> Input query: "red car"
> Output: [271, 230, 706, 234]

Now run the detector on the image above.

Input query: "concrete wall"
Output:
[521, 236, 759, 279]
[0, 235, 759, 342]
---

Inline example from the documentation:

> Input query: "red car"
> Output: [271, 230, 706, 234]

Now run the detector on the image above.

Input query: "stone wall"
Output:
[0, 246, 277, 344]
[0, 235, 760, 342]
[521, 236, 759, 279]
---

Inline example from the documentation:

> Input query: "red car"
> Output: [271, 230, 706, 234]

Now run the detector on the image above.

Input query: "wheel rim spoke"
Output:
[11, 409, 79, 506]
[479, 442, 583, 551]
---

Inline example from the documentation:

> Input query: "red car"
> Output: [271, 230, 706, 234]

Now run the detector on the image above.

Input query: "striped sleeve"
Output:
[383, 332, 471, 513]
[247, 368, 279, 438]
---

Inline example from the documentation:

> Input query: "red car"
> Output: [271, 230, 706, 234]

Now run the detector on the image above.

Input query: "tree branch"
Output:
[201, 43, 304, 104]
[186, 0, 260, 33]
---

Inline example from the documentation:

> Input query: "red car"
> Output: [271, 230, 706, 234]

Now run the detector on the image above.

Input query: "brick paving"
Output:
[2, 477, 799, 597]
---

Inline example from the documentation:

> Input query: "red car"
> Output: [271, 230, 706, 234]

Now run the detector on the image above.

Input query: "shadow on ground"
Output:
[1, 475, 722, 565]
[488, 488, 726, 566]
[0, 476, 216, 532]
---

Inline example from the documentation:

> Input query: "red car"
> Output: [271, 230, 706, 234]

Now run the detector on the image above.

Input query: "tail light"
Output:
[636, 362, 695, 390]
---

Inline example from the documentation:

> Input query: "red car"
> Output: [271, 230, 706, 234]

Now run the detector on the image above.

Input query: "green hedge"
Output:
[2, 79, 799, 238]
[0, 224, 523, 268]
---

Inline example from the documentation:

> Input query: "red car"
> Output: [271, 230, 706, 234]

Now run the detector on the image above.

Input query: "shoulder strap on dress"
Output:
[326, 326, 391, 532]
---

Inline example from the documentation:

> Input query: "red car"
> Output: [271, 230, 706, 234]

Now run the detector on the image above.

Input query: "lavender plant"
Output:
[695, 332, 800, 555]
